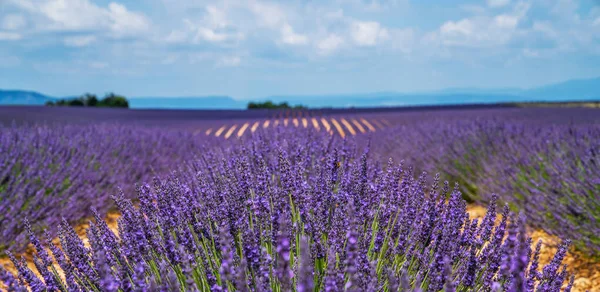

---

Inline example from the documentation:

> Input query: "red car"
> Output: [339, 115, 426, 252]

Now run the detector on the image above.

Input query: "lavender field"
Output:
[1, 106, 599, 291]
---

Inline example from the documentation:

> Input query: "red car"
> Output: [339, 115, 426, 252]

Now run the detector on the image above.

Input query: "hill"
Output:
[522, 77, 600, 101]
[263, 76, 600, 108]
[1, 76, 598, 108]
[0, 90, 54, 105]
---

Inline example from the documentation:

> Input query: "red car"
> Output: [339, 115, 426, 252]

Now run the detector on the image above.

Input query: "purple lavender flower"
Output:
[0, 125, 578, 291]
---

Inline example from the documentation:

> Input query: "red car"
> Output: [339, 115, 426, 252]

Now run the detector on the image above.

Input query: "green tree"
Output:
[82, 93, 99, 106]
[44, 92, 129, 108]
[99, 93, 129, 108]
[68, 99, 84, 106]
[247, 100, 306, 110]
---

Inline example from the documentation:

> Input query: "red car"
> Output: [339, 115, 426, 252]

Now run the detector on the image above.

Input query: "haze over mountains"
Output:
[1, 77, 599, 109]
[0, 90, 53, 106]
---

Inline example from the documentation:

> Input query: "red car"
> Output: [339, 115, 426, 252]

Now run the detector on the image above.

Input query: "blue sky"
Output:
[0, 0, 599, 99]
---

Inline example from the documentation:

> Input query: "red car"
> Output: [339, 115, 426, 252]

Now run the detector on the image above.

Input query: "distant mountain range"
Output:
[0, 90, 53, 105]
[129, 96, 242, 109]
[2, 77, 599, 109]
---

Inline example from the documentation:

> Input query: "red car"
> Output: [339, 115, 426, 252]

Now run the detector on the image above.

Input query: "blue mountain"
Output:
[1, 76, 598, 108]
[522, 77, 600, 100]
[261, 76, 600, 108]
[0, 90, 54, 105]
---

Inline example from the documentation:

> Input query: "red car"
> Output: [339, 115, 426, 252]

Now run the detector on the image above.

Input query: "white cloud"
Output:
[7, 0, 149, 37]
[2, 14, 27, 30]
[532, 21, 557, 38]
[20, 0, 106, 30]
[165, 30, 187, 43]
[317, 34, 344, 55]
[280, 24, 308, 45]
[3, 0, 596, 76]
[190, 5, 236, 43]
[248, 1, 287, 29]
[174, 6, 244, 44]
[195, 27, 230, 42]
[512, 2, 531, 19]
[487, 0, 510, 8]
[342, 0, 407, 12]
[64, 35, 96, 47]
[494, 15, 518, 29]
[246, 1, 308, 46]
[440, 19, 473, 36]
[434, 2, 529, 48]
[351, 21, 389, 46]
[0, 31, 22, 40]
[107, 2, 150, 36]
[205, 5, 228, 29]
[189, 25, 244, 43]
[437, 17, 508, 47]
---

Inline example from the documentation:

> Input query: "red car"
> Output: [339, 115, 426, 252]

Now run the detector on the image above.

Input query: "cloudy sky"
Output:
[1, 0, 599, 98]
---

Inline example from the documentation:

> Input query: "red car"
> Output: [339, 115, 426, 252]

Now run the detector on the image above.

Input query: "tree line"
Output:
[45, 93, 129, 108]
[247, 100, 306, 110]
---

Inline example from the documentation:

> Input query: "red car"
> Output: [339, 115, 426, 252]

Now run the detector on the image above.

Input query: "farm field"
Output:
[1, 106, 599, 291]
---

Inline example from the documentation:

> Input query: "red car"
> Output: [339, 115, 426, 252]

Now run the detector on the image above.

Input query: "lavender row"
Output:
[2, 128, 573, 291]
[0, 123, 222, 251]
[368, 116, 600, 256]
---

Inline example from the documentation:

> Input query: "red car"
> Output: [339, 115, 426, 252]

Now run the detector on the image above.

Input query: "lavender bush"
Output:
[369, 115, 600, 257]
[441, 121, 599, 256]
[2, 128, 573, 291]
[0, 123, 219, 251]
